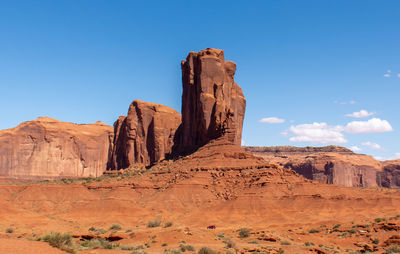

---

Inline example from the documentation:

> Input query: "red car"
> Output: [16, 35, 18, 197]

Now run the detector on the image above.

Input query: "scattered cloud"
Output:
[334, 100, 356, 105]
[362, 141, 382, 150]
[388, 69, 392, 73]
[384, 74, 391, 78]
[259, 117, 285, 124]
[345, 118, 393, 133]
[395, 153, 400, 159]
[345, 110, 375, 118]
[349, 146, 362, 152]
[280, 130, 290, 137]
[398, 73, 400, 78]
[288, 122, 347, 144]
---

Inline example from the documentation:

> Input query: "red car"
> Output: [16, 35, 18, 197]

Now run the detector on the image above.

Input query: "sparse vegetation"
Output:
[281, 241, 291, 245]
[198, 247, 217, 254]
[147, 218, 161, 228]
[162, 243, 168, 247]
[5, 227, 14, 233]
[164, 249, 182, 254]
[333, 224, 341, 230]
[372, 238, 380, 244]
[386, 245, 400, 254]
[348, 228, 356, 234]
[80, 238, 113, 249]
[223, 238, 236, 248]
[179, 243, 195, 252]
[375, 217, 386, 223]
[109, 223, 122, 230]
[278, 248, 284, 254]
[238, 228, 251, 238]
[305, 242, 315, 246]
[131, 250, 148, 254]
[164, 221, 173, 228]
[309, 228, 319, 233]
[248, 240, 259, 244]
[40, 232, 78, 253]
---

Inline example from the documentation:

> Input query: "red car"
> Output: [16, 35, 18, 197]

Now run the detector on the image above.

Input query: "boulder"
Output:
[177, 48, 246, 153]
[108, 100, 181, 169]
[0, 117, 113, 178]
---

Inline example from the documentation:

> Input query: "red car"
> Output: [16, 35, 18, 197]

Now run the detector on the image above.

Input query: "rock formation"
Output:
[177, 48, 246, 153]
[0, 117, 113, 178]
[244, 146, 384, 187]
[378, 159, 400, 188]
[108, 100, 181, 170]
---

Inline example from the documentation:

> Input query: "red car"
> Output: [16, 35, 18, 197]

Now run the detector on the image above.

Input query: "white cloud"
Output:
[384, 74, 391, 78]
[241, 139, 246, 146]
[388, 69, 392, 73]
[349, 146, 362, 152]
[362, 141, 382, 150]
[288, 122, 347, 144]
[345, 118, 393, 134]
[259, 117, 285, 124]
[397, 73, 400, 78]
[345, 110, 375, 118]
[334, 100, 356, 105]
[395, 153, 400, 159]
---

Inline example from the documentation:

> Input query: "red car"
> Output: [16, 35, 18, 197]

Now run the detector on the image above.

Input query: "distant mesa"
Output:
[0, 117, 113, 178]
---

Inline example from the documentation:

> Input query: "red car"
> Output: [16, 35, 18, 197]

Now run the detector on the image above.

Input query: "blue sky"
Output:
[1, 0, 399, 160]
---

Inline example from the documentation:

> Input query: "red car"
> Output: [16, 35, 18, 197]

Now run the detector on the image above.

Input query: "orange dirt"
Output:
[0, 144, 399, 253]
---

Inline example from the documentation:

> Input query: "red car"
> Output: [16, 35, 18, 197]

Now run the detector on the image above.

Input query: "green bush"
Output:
[372, 238, 380, 244]
[223, 238, 236, 248]
[109, 224, 122, 231]
[164, 221, 173, 228]
[179, 243, 195, 252]
[375, 217, 385, 223]
[5, 227, 14, 233]
[281, 241, 291, 245]
[41, 232, 77, 253]
[309, 228, 319, 233]
[80, 238, 113, 249]
[305, 242, 314, 246]
[147, 218, 161, 228]
[333, 224, 341, 230]
[237, 228, 251, 238]
[198, 247, 217, 254]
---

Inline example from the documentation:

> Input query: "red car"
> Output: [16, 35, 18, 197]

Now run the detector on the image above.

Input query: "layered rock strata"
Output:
[0, 117, 113, 178]
[108, 100, 181, 169]
[177, 48, 246, 153]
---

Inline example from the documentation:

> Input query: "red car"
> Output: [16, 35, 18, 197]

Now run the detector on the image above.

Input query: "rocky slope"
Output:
[0, 117, 113, 178]
[108, 100, 181, 169]
[244, 146, 400, 188]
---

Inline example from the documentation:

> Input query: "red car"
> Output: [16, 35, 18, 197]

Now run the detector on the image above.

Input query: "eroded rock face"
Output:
[108, 100, 181, 170]
[177, 48, 246, 153]
[378, 160, 400, 188]
[244, 146, 383, 187]
[0, 117, 113, 178]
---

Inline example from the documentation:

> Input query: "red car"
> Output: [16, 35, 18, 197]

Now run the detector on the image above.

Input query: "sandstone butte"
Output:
[0, 117, 113, 178]
[177, 48, 246, 153]
[107, 100, 181, 170]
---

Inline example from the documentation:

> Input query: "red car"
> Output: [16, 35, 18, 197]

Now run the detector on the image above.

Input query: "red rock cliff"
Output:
[108, 100, 181, 169]
[0, 117, 113, 178]
[177, 48, 246, 153]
